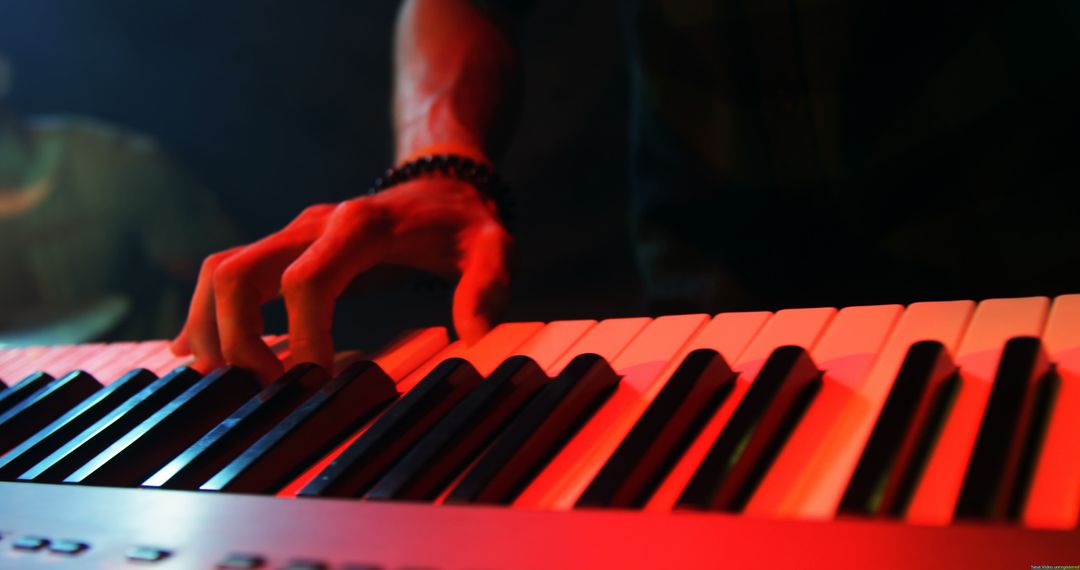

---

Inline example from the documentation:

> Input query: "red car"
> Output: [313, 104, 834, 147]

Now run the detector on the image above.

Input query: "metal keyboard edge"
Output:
[1, 482, 1076, 569]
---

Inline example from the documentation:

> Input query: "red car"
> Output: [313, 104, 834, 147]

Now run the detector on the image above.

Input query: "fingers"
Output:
[453, 223, 512, 344]
[282, 199, 390, 370]
[213, 231, 321, 382]
[176, 185, 512, 384]
[176, 248, 241, 373]
[209, 205, 335, 382]
[180, 205, 335, 381]
[213, 258, 284, 382]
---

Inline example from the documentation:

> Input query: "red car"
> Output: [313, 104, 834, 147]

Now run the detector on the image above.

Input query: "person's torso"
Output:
[625, 0, 1080, 308]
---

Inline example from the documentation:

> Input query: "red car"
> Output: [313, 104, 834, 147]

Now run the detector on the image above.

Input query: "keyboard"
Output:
[1, 296, 1079, 569]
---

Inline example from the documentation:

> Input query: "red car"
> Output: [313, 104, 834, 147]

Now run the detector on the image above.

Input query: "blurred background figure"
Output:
[0, 50, 238, 345]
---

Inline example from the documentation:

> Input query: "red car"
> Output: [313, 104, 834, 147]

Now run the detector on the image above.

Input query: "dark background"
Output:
[0, 0, 641, 347]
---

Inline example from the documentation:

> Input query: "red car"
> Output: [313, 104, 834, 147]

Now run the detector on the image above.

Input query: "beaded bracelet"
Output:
[368, 154, 515, 230]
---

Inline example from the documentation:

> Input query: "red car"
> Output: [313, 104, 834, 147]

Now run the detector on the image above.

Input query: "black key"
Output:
[0, 369, 156, 480]
[677, 345, 822, 511]
[18, 367, 202, 483]
[298, 358, 482, 498]
[143, 364, 330, 490]
[201, 361, 397, 493]
[1010, 367, 1059, 517]
[0, 371, 102, 452]
[367, 356, 548, 501]
[840, 341, 960, 516]
[577, 349, 737, 509]
[0, 372, 53, 416]
[445, 353, 619, 505]
[64, 366, 260, 486]
[955, 336, 1055, 520]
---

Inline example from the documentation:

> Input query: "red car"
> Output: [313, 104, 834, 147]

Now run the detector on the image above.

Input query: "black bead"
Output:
[369, 155, 511, 230]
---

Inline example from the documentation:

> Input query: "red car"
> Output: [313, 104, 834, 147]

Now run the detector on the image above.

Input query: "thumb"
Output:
[453, 224, 512, 344]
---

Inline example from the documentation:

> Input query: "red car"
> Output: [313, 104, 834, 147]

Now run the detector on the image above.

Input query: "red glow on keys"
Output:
[647, 308, 833, 511]
[509, 320, 597, 372]
[746, 304, 902, 518]
[278, 322, 542, 498]
[1024, 294, 1080, 528]
[372, 328, 450, 382]
[72, 342, 137, 382]
[546, 318, 651, 376]
[906, 297, 1049, 525]
[39, 344, 105, 379]
[517, 314, 710, 509]
[428, 317, 651, 505]
[396, 322, 543, 393]
[781, 301, 973, 519]
[100, 342, 169, 381]
[3, 345, 61, 384]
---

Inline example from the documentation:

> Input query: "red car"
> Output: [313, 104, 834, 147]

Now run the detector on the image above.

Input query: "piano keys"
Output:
[0, 295, 1079, 569]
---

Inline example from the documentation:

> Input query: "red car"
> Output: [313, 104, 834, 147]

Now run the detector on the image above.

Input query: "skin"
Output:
[171, 0, 521, 382]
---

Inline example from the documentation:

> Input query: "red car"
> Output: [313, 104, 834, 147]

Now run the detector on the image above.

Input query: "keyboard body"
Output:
[2, 481, 1078, 569]
[1, 295, 1079, 568]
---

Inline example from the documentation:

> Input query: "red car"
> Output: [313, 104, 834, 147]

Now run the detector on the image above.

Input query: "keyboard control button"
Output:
[13, 536, 50, 551]
[48, 539, 90, 555]
[218, 553, 266, 568]
[280, 560, 328, 570]
[126, 546, 173, 562]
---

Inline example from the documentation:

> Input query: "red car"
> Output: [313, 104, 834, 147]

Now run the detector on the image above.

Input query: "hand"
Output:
[170, 179, 512, 382]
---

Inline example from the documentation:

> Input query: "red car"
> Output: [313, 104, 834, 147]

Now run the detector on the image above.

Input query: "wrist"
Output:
[397, 142, 492, 167]
[370, 152, 514, 231]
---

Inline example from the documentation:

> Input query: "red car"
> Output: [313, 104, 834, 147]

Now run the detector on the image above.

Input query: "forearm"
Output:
[393, 0, 520, 164]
